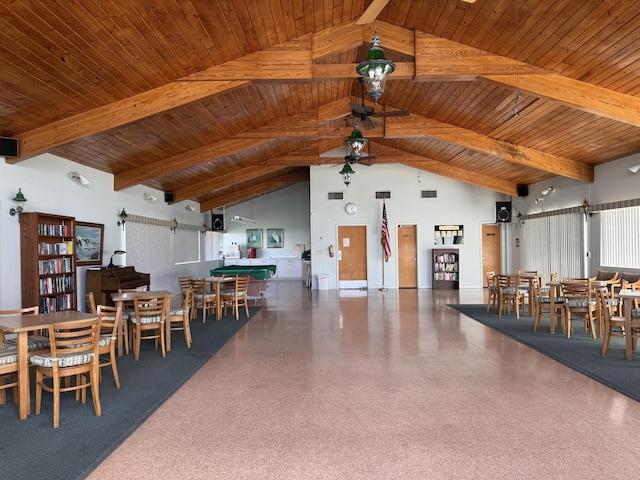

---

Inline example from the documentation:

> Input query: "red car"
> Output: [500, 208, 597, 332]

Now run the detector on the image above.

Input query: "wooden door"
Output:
[338, 225, 367, 289]
[398, 224, 417, 288]
[482, 224, 501, 286]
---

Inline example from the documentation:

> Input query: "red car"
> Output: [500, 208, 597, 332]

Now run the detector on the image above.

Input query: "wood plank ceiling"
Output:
[2, 0, 640, 211]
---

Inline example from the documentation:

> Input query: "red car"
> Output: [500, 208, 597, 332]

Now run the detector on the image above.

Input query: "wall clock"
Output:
[345, 203, 358, 215]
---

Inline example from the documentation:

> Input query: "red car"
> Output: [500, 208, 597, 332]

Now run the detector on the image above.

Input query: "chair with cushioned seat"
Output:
[191, 278, 216, 323]
[169, 288, 193, 348]
[129, 294, 168, 361]
[497, 274, 526, 319]
[220, 275, 250, 320]
[86, 291, 97, 314]
[0, 307, 50, 354]
[485, 271, 498, 312]
[561, 279, 598, 339]
[29, 317, 102, 428]
[533, 276, 564, 333]
[597, 286, 640, 357]
[0, 349, 18, 407]
[96, 304, 122, 388]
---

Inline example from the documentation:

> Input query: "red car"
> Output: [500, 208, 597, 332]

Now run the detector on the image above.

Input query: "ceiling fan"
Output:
[349, 78, 409, 130]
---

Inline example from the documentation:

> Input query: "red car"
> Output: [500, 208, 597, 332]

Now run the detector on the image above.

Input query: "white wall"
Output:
[0, 154, 209, 309]
[309, 164, 499, 289]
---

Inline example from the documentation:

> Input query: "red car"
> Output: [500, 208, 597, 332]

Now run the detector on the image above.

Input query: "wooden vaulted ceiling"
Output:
[2, 0, 640, 212]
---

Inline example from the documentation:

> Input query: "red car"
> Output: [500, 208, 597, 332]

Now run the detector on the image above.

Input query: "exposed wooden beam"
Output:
[384, 116, 594, 182]
[371, 144, 518, 196]
[200, 172, 309, 211]
[481, 73, 640, 129]
[13, 81, 250, 163]
[357, 0, 390, 25]
[173, 164, 276, 202]
[113, 138, 273, 191]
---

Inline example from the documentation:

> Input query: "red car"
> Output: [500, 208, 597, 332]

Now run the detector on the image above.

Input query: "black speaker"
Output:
[516, 184, 529, 197]
[0, 136, 18, 158]
[496, 201, 512, 223]
[212, 214, 224, 231]
[164, 192, 174, 203]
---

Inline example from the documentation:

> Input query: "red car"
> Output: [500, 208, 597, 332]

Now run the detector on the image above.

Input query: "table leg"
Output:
[549, 286, 556, 335]
[165, 298, 172, 352]
[625, 297, 633, 361]
[216, 282, 222, 320]
[17, 331, 30, 420]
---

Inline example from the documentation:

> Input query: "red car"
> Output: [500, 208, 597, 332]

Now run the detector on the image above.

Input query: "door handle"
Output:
[338, 250, 342, 261]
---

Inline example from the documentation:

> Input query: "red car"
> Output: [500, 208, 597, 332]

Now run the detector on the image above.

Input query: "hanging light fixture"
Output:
[345, 122, 368, 162]
[355, 22, 395, 104]
[339, 163, 355, 187]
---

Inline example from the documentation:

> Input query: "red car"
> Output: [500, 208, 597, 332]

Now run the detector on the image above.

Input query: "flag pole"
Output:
[380, 198, 388, 292]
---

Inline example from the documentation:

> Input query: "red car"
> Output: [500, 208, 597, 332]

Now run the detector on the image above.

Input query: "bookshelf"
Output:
[20, 212, 77, 312]
[433, 248, 459, 289]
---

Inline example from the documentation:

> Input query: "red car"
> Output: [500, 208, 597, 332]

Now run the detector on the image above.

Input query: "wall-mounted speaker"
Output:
[212, 214, 224, 231]
[496, 201, 512, 223]
[516, 184, 529, 197]
[0, 136, 18, 158]
[164, 192, 175, 203]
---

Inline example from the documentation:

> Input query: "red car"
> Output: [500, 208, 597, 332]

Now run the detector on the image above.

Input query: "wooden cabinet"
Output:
[20, 212, 77, 312]
[433, 248, 459, 289]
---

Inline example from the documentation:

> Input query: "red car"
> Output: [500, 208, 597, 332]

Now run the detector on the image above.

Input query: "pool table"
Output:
[210, 265, 277, 297]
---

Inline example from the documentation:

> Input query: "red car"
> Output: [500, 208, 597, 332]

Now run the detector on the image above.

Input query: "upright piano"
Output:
[86, 266, 151, 306]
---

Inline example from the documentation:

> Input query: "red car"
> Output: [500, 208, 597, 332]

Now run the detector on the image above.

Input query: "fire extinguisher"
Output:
[328, 245, 334, 257]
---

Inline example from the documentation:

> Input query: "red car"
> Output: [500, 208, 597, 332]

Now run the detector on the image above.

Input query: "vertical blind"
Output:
[520, 213, 583, 280]
[600, 206, 640, 268]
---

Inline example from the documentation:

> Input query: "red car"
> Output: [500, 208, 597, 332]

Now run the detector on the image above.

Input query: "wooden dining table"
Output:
[111, 290, 175, 352]
[0, 310, 99, 420]
[206, 276, 236, 320]
[616, 288, 640, 361]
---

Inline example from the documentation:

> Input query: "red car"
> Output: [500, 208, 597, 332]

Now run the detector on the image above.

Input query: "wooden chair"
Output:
[561, 279, 597, 339]
[117, 286, 148, 354]
[178, 275, 193, 294]
[129, 294, 168, 361]
[29, 317, 102, 428]
[497, 274, 526, 319]
[533, 276, 565, 333]
[597, 287, 640, 357]
[0, 306, 50, 353]
[485, 271, 498, 312]
[220, 275, 250, 320]
[96, 304, 122, 388]
[86, 291, 97, 314]
[191, 278, 216, 323]
[169, 288, 193, 348]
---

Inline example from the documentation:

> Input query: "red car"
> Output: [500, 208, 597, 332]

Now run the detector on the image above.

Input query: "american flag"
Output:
[381, 200, 391, 262]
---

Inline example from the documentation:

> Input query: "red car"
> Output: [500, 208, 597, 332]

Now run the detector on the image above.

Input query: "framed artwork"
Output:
[246, 229, 262, 248]
[76, 221, 104, 265]
[267, 228, 284, 248]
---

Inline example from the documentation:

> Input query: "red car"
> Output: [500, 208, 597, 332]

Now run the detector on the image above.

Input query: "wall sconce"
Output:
[107, 250, 126, 268]
[117, 208, 128, 230]
[339, 163, 355, 187]
[185, 205, 196, 212]
[143, 193, 157, 202]
[170, 218, 178, 233]
[9, 188, 27, 219]
[629, 164, 640, 174]
[69, 171, 90, 185]
[541, 186, 555, 196]
[201, 223, 208, 235]
[534, 197, 543, 204]
[581, 199, 591, 220]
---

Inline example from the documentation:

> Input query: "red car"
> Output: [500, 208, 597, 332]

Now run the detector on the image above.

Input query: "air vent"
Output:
[421, 190, 437, 198]
[375, 191, 391, 199]
[328, 192, 344, 200]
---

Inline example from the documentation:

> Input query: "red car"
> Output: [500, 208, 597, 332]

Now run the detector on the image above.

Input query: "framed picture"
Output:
[76, 222, 104, 265]
[267, 228, 284, 248]
[246, 229, 262, 248]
